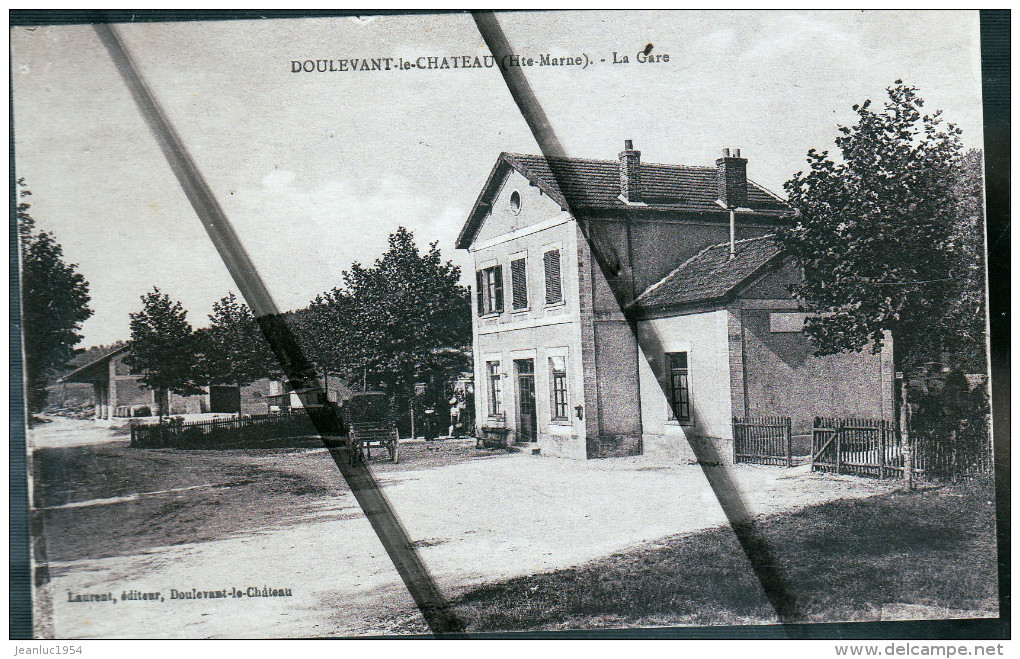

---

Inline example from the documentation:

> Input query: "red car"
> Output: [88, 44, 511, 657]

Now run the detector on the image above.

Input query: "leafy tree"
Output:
[778, 81, 970, 375]
[778, 82, 993, 475]
[301, 289, 357, 378]
[939, 148, 988, 374]
[17, 180, 93, 416]
[307, 227, 472, 433]
[198, 292, 276, 387]
[125, 287, 201, 417]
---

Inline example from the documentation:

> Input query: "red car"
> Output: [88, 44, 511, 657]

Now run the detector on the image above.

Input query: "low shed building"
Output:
[630, 235, 894, 460]
[59, 345, 351, 421]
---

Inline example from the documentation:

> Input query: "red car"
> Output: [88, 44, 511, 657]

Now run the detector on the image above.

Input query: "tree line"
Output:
[124, 226, 471, 424]
[18, 192, 471, 428]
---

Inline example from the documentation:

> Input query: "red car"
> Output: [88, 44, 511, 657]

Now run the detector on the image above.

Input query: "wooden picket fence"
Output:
[733, 416, 793, 466]
[130, 411, 318, 449]
[811, 417, 911, 479]
[912, 425, 993, 481]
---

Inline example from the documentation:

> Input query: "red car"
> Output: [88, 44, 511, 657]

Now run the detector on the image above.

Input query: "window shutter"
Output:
[475, 270, 484, 316]
[493, 265, 504, 312]
[510, 258, 528, 309]
[544, 249, 562, 305]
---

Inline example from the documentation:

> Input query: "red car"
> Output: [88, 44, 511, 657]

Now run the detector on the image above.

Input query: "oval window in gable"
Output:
[509, 190, 522, 214]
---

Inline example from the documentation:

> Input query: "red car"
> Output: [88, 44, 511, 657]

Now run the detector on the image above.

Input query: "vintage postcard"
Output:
[11, 10, 1001, 639]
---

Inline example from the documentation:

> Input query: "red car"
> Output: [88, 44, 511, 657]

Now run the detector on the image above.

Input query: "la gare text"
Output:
[290, 51, 669, 73]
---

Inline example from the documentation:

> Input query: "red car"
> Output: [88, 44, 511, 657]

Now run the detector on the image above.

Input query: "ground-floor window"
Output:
[486, 361, 503, 417]
[549, 355, 568, 420]
[666, 351, 691, 423]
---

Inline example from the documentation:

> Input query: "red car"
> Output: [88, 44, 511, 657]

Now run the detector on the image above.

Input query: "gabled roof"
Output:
[456, 152, 792, 249]
[59, 344, 131, 383]
[629, 235, 784, 313]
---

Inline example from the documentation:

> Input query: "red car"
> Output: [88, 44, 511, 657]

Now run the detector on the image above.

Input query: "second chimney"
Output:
[716, 147, 748, 209]
[619, 139, 641, 203]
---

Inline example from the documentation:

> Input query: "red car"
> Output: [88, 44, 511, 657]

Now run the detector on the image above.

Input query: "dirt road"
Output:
[30, 417, 898, 638]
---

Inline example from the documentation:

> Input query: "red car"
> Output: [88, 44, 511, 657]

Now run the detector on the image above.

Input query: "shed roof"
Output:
[59, 345, 130, 383]
[629, 235, 784, 312]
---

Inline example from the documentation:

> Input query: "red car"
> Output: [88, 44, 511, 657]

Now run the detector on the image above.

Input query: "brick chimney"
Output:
[716, 147, 748, 208]
[619, 139, 641, 203]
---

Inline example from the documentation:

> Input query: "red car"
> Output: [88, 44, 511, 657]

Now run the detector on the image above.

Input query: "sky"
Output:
[11, 11, 985, 348]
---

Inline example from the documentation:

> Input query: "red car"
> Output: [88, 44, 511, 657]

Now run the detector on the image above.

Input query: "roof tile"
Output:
[630, 235, 783, 310]
[504, 153, 790, 214]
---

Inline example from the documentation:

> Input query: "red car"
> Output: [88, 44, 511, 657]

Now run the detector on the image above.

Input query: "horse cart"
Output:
[343, 391, 399, 464]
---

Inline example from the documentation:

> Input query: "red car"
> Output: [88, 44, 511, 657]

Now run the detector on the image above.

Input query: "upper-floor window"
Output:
[666, 351, 691, 424]
[509, 190, 522, 214]
[543, 249, 563, 306]
[476, 265, 504, 316]
[510, 257, 528, 310]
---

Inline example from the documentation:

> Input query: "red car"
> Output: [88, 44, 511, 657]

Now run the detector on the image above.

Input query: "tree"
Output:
[940, 148, 988, 374]
[198, 292, 276, 387]
[778, 82, 993, 476]
[125, 287, 201, 417]
[307, 227, 472, 433]
[777, 81, 969, 375]
[300, 289, 357, 378]
[17, 180, 93, 416]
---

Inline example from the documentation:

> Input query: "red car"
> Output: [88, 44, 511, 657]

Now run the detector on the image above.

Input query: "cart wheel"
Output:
[390, 440, 399, 464]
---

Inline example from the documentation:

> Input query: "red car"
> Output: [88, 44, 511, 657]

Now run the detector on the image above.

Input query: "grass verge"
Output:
[452, 477, 998, 630]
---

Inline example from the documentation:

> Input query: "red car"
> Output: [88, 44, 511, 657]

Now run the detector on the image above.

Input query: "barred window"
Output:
[475, 265, 504, 316]
[666, 352, 691, 423]
[510, 257, 528, 310]
[549, 355, 568, 421]
[544, 249, 562, 305]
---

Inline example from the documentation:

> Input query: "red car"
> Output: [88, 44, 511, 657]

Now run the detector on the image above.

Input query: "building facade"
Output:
[457, 141, 894, 460]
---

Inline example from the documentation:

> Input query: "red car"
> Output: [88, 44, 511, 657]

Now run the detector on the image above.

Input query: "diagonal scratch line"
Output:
[472, 11, 803, 629]
[92, 21, 465, 637]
